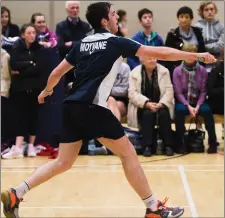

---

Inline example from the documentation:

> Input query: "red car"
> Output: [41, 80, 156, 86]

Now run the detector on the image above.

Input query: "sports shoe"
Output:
[145, 197, 184, 218]
[27, 144, 37, 157]
[2, 146, 24, 159]
[1, 188, 22, 218]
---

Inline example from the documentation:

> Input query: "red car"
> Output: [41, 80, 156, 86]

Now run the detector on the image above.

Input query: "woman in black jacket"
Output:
[2, 24, 43, 159]
[164, 6, 206, 79]
[1, 6, 20, 37]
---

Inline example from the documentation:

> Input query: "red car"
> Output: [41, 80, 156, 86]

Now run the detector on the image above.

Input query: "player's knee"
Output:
[117, 140, 137, 160]
[56, 159, 73, 172]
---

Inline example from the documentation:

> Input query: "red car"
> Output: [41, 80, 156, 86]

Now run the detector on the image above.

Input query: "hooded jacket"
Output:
[1, 49, 11, 97]
[195, 19, 224, 56]
[127, 31, 164, 70]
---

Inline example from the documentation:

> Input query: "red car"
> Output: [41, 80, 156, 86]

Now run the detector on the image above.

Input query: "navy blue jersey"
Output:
[65, 29, 141, 108]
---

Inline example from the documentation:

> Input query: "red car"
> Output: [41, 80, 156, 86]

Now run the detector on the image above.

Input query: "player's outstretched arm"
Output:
[38, 59, 73, 104]
[136, 45, 216, 64]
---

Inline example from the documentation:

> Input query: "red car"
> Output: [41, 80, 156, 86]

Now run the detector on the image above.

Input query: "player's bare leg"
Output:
[1, 141, 82, 218]
[98, 136, 184, 218]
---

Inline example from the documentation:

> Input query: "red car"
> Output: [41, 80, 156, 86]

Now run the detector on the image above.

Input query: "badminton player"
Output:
[1, 2, 216, 218]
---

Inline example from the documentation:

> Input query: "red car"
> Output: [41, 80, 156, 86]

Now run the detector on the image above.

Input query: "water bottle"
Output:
[88, 140, 96, 156]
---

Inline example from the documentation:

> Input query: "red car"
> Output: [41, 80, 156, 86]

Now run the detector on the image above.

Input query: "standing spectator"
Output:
[2, 24, 43, 159]
[128, 58, 174, 157]
[56, 1, 92, 87]
[1, 6, 20, 37]
[173, 43, 219, 154]
[165, 6, 205, 78]
[116, 10, 128, 37]
[107, 62, 130, 121]
[1, 48, 11, 144]
[31, 13, 57, 48]
[195, 1, 224, 58]
[127, 8, 164, 70]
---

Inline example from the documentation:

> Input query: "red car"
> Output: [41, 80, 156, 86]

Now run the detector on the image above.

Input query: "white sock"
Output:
[15, 181, 30, 199]
[143, 194, 158, 211]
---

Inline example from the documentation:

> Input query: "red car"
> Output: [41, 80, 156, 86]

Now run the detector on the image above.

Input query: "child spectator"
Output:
[173, 43, 219, 154]
[127, 8, 164, 70]
[128, 58, 174, 157]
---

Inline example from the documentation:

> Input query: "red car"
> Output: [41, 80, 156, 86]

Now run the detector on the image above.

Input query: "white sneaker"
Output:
[2, 146, 24, 159]
[27, 144, 37, 157]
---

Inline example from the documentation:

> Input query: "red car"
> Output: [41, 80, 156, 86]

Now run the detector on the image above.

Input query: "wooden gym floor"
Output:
[1, 125, 224, 218]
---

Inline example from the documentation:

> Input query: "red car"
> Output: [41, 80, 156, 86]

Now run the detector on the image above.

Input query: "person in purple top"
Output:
[173, 43, 219, 154]
[31, 13, 58, 48]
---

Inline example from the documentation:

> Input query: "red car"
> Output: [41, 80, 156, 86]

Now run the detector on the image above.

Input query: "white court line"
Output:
[178, 165, 198, 218]
[19, 205, 190, 209]
[1, 169, 177, 173]
[1, 169, 223, 173]
[1, 164, 224, 169]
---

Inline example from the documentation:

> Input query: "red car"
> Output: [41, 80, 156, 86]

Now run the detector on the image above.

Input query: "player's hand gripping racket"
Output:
[197, 57, 224, 63]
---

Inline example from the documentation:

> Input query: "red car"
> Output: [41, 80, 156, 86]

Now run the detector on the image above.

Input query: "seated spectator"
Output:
[116, 9, 128, 37]
[127, 8, 164, 70]
[107, 62, 130, 121]
[31, 13, 57, 48]
[165, 6, 205, 78]
[56, 1, 92, 87]
[195, 1, 224, 58]
[1, 6, 20, 37]
[1, 48, 11, 144]
[207, 50, 224, 115]
[128, 58, 174, 157]
[2, 24, 44, 159]
[173, 43, 219, 154]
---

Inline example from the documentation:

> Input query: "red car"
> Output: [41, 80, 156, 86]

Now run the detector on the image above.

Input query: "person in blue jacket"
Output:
[127, 8, 164, 70]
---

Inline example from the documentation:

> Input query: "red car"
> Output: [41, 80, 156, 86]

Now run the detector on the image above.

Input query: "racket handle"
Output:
[197, 57, 217, 63]
[197, 57, 205, 62]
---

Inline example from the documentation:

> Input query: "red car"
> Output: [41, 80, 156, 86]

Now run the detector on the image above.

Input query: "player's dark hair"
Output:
[138, 8, 153, 21]
[1, 6, 11, 24]
[86, 2, 112, 30]
[177, 6, 194, 19]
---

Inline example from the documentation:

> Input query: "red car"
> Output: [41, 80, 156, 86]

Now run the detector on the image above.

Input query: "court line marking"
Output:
[1, 169, 223, 173]
[1, 169, 177, 173]
[178, 165, 198, 218]
[19, 205, 190, 209]
[1, 164, 224, 169]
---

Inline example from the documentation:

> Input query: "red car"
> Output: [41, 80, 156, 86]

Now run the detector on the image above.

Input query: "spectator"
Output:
[195, 1, 224, 58]
[128, 58, 174, 157]
[173, 43, 219, 154]
[1, 48, 11, 144]
[2, 24, 44, 159]
[107, 62, 130, 121]
[56, 1, 92, 86]
[207, 50, 224, 115]
[165, 6, 205, 78]
[127, 8, 164, 70]
[116, 9, 128, 37]
[1, 6, 20, 37]
[31, 13, 57, 48]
